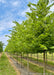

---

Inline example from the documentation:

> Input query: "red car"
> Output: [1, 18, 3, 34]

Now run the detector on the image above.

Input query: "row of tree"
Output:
[5, 0, 54, 75]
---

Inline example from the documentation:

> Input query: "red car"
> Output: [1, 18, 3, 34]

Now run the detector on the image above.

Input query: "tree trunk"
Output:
[23, 53, 24, 58]
[37, 53, 38, 63]
[43, 51, 46, 75]
[21, 53, 22, 68]
[46, 52, 47, 64]
[31, 53, 32, 61]
[52, 53, 53, 61]
[31, 53, 32, 58]
[17, 52, 18, 64]
[27, 53, 29, 75]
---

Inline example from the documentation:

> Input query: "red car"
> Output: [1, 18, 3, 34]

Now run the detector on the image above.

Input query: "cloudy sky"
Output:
[0, 0, 54, 49]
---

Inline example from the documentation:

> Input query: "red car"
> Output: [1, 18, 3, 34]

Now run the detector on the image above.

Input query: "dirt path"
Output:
[5, 53, 21, 75]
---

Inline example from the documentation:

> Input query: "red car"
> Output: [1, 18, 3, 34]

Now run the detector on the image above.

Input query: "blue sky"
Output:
[0, 0, 54, 48]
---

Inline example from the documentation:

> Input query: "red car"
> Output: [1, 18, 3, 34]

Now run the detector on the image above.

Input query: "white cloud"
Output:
[0, 27, 5, 31]
[0, 20, 15, 32]
[20, 8, 31, 17]
[11, 1, 19, 7]
[0, 34, 9, 47]
[0, 20, 15, 49]
[0, 12, 16, 31]
[0, 35, 10, 50]
[0, 0, 6, 3]
[0, 12, 16, 48]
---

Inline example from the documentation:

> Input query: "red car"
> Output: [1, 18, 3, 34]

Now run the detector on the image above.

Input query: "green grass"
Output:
[13, 55, 54, 75]
[0, 53, 17, 75]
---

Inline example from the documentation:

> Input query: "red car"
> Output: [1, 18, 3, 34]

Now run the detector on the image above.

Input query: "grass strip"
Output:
[0, 53, 17, 75]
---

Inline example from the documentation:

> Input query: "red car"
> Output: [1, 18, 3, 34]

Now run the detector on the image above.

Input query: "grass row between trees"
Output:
[0, 53, 17, 75]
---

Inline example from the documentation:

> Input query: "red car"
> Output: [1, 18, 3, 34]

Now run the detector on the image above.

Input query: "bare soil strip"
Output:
[5, 53, 21, 75]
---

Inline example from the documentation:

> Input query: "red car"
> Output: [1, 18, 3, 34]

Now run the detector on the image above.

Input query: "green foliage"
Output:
[0, 41, 3, 52]
[5, 0, 54, 54]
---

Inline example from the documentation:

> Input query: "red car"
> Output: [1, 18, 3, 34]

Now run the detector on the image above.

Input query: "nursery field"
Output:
[0, 52, 54, 75]
[8, 52, 54, 75]
[1, 0, 54, 75]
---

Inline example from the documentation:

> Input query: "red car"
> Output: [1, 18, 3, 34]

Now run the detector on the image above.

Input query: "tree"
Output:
[0, 41, 3, 52]
[26, 0, 54, 75]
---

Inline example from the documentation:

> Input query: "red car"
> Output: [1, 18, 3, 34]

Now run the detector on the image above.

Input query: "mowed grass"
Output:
[0, 53, 17, 75]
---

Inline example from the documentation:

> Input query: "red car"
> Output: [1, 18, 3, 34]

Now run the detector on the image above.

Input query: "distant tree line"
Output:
[0, 41, 3, 52]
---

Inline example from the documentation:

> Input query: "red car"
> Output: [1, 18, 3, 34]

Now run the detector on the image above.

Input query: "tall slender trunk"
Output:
[31, 53, 32, 58]
[52, 53, 53, 61]
[37, 53, 38, 63]
[31, 53, 32, 61]
[46, 52, 47, 64]
[23, 53, 24, 58]
[27, 53, 29, 75]
[17, 52, 18, 64]
[21, 53, 22, 68]
[43, 50, 46, 75]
